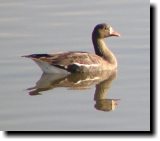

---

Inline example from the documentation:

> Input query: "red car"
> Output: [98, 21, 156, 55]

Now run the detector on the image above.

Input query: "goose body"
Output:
[23, 23, 120, 74]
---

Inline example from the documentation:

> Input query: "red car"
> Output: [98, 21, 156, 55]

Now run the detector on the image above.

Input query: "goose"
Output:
[23, 23, 120, 74]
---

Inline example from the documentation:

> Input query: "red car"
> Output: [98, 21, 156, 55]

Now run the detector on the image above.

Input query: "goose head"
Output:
[92, 23, 120, 39]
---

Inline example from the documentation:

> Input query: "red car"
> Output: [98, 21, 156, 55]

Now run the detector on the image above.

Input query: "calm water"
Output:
[0, 0, 150, 131]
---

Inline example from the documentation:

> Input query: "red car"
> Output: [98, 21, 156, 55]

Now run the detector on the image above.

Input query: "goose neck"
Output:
[92, 38, 117, 67]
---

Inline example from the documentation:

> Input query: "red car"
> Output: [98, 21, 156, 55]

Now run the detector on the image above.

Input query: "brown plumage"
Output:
[23, 23, 120, 74]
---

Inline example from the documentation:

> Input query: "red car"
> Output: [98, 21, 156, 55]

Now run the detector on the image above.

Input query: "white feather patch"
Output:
[73, 63, 99, 68]
[34, 60, 69, 74]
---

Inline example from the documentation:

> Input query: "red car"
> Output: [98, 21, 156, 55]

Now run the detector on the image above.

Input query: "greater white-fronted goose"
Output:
[23, 23, 120, 74]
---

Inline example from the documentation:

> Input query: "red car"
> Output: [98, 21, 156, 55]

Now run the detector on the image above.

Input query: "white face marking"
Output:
[109, 26, 114, 34]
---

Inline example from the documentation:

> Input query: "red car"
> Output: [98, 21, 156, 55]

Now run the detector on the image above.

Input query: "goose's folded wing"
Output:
[23, 51, 107, 73]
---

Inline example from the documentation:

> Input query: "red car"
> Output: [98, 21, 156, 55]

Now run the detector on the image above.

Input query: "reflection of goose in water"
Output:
[23, 23, 120, 74]
[94, 73, 119, 111]
[27, 71, 119, 112]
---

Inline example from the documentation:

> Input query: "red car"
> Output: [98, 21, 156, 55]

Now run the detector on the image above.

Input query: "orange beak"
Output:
[110, 31, 121, 37]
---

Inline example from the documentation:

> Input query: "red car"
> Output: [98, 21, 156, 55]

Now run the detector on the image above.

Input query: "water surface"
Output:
[0, 0, 150, 131]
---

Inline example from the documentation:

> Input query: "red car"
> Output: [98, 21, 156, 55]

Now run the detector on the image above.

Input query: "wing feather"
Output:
[24, 51, 107, 73]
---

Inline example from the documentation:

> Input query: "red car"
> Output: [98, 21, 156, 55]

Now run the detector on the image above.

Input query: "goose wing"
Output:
[24, 51, 106, 73]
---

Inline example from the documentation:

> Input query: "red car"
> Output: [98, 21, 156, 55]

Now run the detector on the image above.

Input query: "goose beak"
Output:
[110, 31, 121, 37]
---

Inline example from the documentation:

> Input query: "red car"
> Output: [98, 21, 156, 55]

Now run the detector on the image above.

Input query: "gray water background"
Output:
[0, 0, 150, 131]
